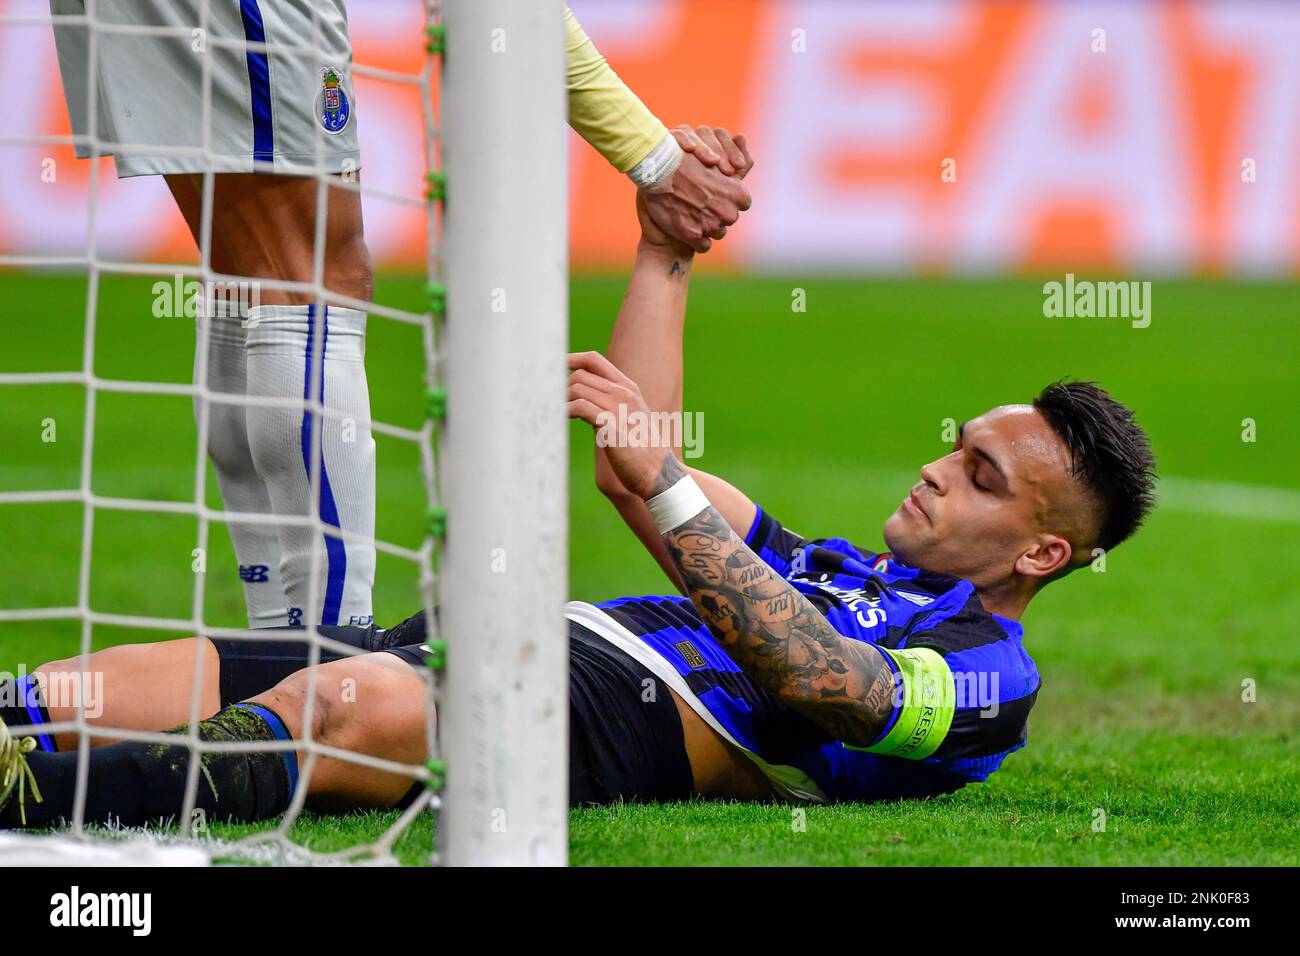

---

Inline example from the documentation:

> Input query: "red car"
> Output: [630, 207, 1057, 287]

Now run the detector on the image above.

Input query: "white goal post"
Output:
[439, 0, 569, 867]
[0, 0, 568, 867]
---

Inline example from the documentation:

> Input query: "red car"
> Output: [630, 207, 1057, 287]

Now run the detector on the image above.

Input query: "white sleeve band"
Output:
[629, 132, 684, 193]
[646, 474, 711, 534]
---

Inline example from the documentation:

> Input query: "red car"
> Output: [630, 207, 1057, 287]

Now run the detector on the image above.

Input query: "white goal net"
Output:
[0, 0, 567, 866]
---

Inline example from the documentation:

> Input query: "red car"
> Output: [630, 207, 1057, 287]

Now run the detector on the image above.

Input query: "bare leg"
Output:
[164, 172, 373, 304]
[35, 638, 222, 751]
[246, 652, 430, 811]
[2, 648, 429, 830]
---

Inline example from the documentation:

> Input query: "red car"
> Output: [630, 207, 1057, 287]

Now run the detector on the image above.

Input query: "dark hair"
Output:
[1033, 380, 1157, 552]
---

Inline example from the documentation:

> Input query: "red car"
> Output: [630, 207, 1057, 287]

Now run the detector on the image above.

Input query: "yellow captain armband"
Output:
[843, 646, 956, 761]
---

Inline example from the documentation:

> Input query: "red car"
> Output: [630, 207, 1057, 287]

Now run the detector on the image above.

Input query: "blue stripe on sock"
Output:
[302, 305, 348, 626]
[16, 673, 55, 753]
[238, 0, 274, 164]
[233, 702, 298, 797]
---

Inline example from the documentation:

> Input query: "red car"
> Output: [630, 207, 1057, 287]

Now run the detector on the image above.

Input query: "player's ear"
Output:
[1014, 535, 1072, 580]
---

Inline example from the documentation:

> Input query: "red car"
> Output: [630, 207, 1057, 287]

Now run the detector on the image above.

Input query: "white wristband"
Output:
[646, 474, 711, 534]
[629, 132, 684, 193]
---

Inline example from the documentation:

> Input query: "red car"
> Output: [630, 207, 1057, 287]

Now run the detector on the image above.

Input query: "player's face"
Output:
[882, 405, 1079, 588]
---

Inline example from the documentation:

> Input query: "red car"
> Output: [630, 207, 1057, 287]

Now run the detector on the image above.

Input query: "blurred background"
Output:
[4, 0, 1299, 274]
[0, 0, 1297, 863]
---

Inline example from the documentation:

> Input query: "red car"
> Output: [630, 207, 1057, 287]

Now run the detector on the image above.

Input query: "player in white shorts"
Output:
[49, 0, 754, 632]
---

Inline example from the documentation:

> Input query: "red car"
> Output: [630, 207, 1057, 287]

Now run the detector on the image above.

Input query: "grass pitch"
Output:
[1, 271, 1297, 865]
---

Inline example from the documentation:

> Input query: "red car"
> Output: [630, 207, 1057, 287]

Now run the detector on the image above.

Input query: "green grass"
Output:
[2, 271, 1298, 865]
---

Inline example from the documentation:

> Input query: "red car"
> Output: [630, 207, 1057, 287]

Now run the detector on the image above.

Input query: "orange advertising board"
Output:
[1, 0, 1296, 274]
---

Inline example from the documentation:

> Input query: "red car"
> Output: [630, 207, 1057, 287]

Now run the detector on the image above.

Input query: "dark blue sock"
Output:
[0, 674, 56, 753]
[1, 703, 293, 830]
[232, 702, 299, 798]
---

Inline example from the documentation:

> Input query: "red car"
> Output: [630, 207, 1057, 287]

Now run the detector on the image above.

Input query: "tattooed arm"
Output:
[569, 352, 896, 746]
[657, 459, 896, 745]
[588, 162, 759, 592]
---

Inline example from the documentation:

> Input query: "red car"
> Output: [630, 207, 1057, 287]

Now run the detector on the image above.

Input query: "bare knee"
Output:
[248, 667, 328, 744]
[247, 653, 424, 750]
[342, 236, 375, 305]
[246, 654, 429, 807]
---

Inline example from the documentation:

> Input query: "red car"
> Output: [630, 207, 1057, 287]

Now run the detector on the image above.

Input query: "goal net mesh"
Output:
[0, 0, 450, 865]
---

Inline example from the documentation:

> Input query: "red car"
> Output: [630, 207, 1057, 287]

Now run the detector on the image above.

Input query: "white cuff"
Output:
[645, 474, 711, 534]
[629, 132, 684, 193]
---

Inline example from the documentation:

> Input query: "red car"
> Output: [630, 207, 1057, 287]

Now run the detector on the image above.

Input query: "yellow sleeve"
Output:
[565, 4, 669, 174]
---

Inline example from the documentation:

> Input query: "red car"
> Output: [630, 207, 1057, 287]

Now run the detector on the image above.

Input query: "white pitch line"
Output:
[2, 469, 1296, 524]
[731, 464, 1300, 526]
[1155, 477, 1300, 524]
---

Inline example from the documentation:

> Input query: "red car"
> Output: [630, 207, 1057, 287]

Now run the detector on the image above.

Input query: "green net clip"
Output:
[425, 505, 447, 539]
[425, 281, 446, 316]
[425, 171, 445, 203]
[423, 638, 447, 671]
[425, 758, 447, 791]
[425, 386, 447, 421]
[425, 24, 445, 55]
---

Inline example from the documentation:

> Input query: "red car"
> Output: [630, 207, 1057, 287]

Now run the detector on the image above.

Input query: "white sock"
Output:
[194, 312, 290, 628]
[245, 304, 376, 628]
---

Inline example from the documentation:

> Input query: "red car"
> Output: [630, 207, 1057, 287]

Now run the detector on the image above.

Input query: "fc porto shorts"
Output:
[50, 0, 360, 178]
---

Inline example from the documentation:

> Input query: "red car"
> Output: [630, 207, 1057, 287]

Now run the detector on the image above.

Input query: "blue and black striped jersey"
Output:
[574, 505, 1041, 803]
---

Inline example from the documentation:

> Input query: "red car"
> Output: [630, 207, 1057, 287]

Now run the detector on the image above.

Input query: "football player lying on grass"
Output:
[0, 131, 1156, 828]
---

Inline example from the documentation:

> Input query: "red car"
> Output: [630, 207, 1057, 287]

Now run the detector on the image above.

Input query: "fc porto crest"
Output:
[315, 66, 352, 134]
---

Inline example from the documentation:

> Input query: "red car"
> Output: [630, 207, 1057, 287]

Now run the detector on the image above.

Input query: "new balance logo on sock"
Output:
[49, 886, 151, 936]
[239, 564, 271, 583]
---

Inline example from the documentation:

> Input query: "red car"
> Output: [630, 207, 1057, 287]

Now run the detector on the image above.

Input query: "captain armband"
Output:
[843, 646, 955, 760]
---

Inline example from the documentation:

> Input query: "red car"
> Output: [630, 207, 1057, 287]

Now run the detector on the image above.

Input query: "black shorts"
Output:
[209, 614, 426, 708]
[563, 621, 694, 805]
[211, 613, 694, 807]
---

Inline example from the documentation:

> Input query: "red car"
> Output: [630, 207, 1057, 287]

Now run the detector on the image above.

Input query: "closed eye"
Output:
[958, 423, 1009, 493]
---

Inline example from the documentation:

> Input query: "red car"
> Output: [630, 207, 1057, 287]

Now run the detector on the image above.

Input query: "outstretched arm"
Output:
[563, 4, 751, 251]
[584, 141, 757, 591]
[569, 353, 896, 746]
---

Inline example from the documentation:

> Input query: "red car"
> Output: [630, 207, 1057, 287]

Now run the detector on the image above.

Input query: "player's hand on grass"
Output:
[640, 125, 754, 254]
[567, 350, 671, 501]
